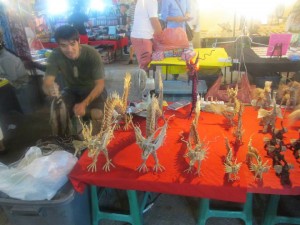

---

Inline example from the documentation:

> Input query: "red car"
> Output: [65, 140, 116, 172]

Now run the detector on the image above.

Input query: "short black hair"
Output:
[54, 25, 80, 43]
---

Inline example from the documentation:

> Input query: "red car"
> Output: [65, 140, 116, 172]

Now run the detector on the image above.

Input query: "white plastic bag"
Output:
[0, 146, 77, 200]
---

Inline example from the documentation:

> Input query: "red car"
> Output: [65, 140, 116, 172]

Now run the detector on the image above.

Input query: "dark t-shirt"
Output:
[68, 12, 89, 35]
[45, 45, 105, 90]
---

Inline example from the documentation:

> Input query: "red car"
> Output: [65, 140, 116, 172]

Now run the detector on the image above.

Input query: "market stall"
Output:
[69, 104, 300, 224]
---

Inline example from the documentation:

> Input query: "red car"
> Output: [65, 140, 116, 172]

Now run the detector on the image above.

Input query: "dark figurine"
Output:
[186, 54, 200, 117]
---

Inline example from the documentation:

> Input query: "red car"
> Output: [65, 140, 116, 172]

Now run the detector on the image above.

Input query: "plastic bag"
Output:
[205, 74, 253, 103]
[0, 146, 77, 200]
[153, 27, 189, 51]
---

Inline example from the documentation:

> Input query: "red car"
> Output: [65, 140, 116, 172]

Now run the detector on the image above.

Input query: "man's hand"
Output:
[48, 83, 60, 97]
[43, 76, 59, 97]
[73, 102, 87, 117]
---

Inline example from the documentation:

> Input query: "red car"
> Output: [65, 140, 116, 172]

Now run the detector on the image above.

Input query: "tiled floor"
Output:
[0, 58, 299, 225]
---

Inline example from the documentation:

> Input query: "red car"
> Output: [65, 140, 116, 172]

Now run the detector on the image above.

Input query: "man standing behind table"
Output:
[68, 4, 92, 44]
[43, 25, 107, 125]
[161, 0, 191, 80]
[130, 0, 162, 72]
[161, 0, 191, 30]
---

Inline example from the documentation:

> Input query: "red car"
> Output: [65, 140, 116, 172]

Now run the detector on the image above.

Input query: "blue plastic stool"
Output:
[90, 185, 151, 225]
[197, 193, 253, 225]
[263, 194, 300, 225]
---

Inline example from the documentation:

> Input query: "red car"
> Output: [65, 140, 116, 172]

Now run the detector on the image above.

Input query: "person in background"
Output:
[0, 29, 28, 153]
[68, 4, 92, 44]
[161, 0, 191, 80]
[0, 29, 28, 87]
[127, 0, 137, 64]
[187, 0, 200, 47]
[131, 0, 162, 72]
[118, 3, 130, 55]
[43, 25, 107, 127]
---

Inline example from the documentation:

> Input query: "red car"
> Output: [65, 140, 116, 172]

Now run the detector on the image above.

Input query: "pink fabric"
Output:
[153, 27, 189, 51]
[131, 37, 153, 71]
[152, 51, 164, 61]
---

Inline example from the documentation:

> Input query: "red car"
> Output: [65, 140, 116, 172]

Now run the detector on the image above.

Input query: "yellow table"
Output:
[149, 48, 232, 76]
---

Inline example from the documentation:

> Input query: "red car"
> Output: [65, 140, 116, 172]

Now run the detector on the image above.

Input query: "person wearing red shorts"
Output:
[130, 0, 162, 72]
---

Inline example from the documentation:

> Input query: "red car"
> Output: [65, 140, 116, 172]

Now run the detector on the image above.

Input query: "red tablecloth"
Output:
[88, 37, 128, 51]
[69, 105, 300, 203]
[40, 37, 129, 51]
[40, 42, 58, 49]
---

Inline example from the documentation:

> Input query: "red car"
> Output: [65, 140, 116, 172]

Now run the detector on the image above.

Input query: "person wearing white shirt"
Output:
[130, 0, 162, 71]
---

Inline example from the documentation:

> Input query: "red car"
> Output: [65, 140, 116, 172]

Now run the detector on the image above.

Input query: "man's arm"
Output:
[166, 16, 190, 23]
[150, 17, 162, 36]
[42, 75, 57, 96]
[73, 79, 105, 116]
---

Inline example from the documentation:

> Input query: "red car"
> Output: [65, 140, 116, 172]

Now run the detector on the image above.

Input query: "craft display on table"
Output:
[182, 95, 209, 176]
[263, 124, 294, 186]
[224, 137, 242, 181]
[77, 73, 132, 172]
[186, 54, 200, 116]
[258, 97, 283, 134]
[264, 126, 287, 158]
[277, 84, 293, 110]
[288, 131, 300, 159]
[65, 63, 300, 187]
[209, 84, 242, 127]
[224, 85, 242, 126]
[206, 99, 240, 127]
[269, 142, 294, 186]
[247, 136, 270, 181]
[132, 97, 171, 173]
[233, 104, 245, 147]
[117, 73, 132, 130]
[281, 81, 300, 123]
[70, 100, 300, 204]
[78, 115, 116, 172]
[252, 81, 272, 109]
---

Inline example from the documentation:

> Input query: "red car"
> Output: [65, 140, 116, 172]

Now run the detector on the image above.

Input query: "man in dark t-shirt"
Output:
[43, 25, 107, 122]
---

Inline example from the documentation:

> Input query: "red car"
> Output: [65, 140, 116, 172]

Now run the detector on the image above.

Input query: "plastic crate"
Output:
[100, 50, 116, 64]
[0, 182, 91, 225]
[162, 80, 207, 95]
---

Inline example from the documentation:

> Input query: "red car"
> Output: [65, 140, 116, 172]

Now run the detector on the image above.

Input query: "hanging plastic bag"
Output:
[0, 146, 77, 200]
[153, 27, 189, 51]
